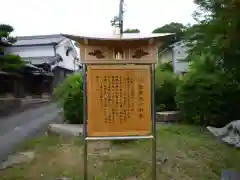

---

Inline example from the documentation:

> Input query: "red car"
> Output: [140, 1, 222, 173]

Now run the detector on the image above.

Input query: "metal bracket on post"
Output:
[82, 64, 88, 180]
[151, 64, 157, 180]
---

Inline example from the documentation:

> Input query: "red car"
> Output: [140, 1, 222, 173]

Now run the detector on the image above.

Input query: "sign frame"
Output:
[82, 64, 156, 180]
[86, 65, 152, 137]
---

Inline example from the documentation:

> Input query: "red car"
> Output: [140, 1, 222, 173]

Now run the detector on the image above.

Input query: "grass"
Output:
[1, 124, 240, 180]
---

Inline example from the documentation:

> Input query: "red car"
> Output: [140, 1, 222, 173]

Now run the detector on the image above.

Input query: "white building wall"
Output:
[56, 39, 77, 71]
[172, 42, 189, 73]
[4, 45, 55, 58]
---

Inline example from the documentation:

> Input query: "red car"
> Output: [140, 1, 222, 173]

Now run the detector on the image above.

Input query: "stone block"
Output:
[156, 111, 180, 123]
[48, 124, 83, 137]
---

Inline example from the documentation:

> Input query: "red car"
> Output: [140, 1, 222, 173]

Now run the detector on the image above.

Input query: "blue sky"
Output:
[1, 0, 197, 36]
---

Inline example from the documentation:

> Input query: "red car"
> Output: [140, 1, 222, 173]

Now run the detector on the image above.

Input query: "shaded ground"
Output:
[1, 124, 240, 180]
[0, 103, 61, 161]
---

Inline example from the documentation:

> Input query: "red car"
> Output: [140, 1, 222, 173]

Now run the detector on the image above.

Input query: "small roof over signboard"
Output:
[62, 33, 173, 41]
[61, 33, 175, 46]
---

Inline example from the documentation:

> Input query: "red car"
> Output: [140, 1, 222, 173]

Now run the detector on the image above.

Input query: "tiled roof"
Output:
[23, 55, 62, 65]
[25, 63, 45, 71]
[13, 34, 64, 46]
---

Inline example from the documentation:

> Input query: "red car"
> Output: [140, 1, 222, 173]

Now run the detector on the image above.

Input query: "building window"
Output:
[65, 47, 73, 56]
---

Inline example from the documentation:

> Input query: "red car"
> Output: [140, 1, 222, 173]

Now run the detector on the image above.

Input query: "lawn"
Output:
[1, 124, 240, 180]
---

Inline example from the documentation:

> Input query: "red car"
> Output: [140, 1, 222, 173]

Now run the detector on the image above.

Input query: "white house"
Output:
[158, 41, 189, 74]
[5, 34, 80, 70]
[4, 34, 81, 90]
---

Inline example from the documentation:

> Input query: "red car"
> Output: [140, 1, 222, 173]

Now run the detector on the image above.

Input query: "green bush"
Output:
[155, 66, 178, 111]
[53, 73, 83, 124]
[176, 55, 240, 127]
[158, 61, 174, 72]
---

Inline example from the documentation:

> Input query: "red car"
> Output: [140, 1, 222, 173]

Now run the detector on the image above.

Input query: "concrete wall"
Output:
[158, 42, 189, 73]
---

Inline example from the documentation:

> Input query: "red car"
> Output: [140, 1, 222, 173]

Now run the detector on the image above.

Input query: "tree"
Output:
[176, 0, 240, 127]
[153, 22, 187, 52]
[110, 16, 120, 27]
[0, 24, 24, 71]
[185, 0, 240, 80]
[110, 15, 140, 33]
[0, 24, 16, 44]
[153, 22, 186, 41]
[123, 28, 140, 33]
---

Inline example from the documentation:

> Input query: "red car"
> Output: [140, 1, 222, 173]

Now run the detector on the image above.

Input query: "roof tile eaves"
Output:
[17, 34, 63, 40]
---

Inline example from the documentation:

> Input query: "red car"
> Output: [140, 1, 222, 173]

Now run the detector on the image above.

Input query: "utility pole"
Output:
[119, 0, 124, 35]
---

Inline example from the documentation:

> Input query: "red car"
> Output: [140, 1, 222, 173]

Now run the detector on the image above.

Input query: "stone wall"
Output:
[0, 98, 21, 116]
[0, 97, 51, 117]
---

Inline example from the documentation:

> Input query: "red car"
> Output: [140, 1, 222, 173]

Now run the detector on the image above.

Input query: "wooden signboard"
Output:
[87, 65, 152, 137]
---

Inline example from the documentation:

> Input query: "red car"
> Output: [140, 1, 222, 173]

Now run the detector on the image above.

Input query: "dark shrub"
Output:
[155, 65, 178, 111]
[176, 54, 240, 127]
